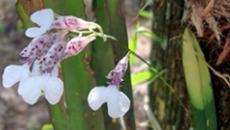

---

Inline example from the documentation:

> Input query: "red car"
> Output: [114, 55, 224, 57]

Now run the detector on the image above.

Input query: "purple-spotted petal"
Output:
[51, 16, 97, 30]
[107, 53, 129, 85]
[20, 34, 52, 63]
[38, 38, 64, 73]
[64, 35, 96, 58]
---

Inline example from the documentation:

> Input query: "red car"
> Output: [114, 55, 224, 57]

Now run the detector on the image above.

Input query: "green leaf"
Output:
[182, 28, 217, 130]
[129, 24, 139, 65]
[131, 69, 165, 86]
[136, 27, 167, 50]
[41, 124, 53, 130]
[139, 10, 152, 19]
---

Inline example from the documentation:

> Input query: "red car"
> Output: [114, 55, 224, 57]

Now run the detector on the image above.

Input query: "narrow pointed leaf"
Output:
[182, 28, 217, 130]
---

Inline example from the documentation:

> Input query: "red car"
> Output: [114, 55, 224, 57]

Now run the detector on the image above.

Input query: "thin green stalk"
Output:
[106, 0, 136, 130]
[16, 2, 34, 28]
[48, 103, 66, 130]
[118, 39, 189, 114]
[93, 0, 137, 129]
[91, 0, 114, 85]
[91, 0, 120, 129]
[129, 50, 189, 113]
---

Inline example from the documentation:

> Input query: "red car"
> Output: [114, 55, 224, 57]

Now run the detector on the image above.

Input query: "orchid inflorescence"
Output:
[87, 53, 131, 118]
[2, 8, 130, 118]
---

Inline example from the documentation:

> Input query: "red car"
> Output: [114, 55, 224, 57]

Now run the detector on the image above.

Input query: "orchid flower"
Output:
[2, 8, 112, 105]
[87, 53, 130, 118]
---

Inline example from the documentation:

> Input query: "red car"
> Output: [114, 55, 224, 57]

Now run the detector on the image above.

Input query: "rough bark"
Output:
[149, 0, 191, 129]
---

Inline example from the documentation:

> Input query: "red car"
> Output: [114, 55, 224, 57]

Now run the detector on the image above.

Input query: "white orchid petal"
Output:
[87, 86, 108, 110]
[51, 65, 59, 77]
[25, 27, 46, 38]
[44, 77, 63, 105]
[2, 64, 30, 88]
[31, 60, 41, 76]
[18, 76, 43, 96]
[31, 8, 54, 28]
[107, 86, 130, 118]
[19, 77, 43, 105]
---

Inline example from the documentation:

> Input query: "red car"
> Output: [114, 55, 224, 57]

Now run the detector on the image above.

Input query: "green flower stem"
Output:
[48, 103, 67, 130]
[91, 0, 117, 129]
[44, 0, 105, 129]
[18, 0, 106, 129]
[92, 0, 136, 130]
[106, 0, 136, 129]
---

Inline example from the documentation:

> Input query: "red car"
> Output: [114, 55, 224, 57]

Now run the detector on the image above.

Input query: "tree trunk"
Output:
[149, 0, 191, 129]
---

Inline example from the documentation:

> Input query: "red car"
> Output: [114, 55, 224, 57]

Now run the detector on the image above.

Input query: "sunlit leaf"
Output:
[182, 28, 217, 130]
[42, 124, 54, 130]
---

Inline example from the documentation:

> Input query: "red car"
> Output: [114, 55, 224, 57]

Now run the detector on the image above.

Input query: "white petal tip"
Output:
[87, 86, 108, 110]
[23, 97, 38, 105]
[18, 77, 43, 105]
[25, 27, 45, 38]
[45, 77, 64, 105]
[107, 87, 131, 118]
[2, 65, 23, 88]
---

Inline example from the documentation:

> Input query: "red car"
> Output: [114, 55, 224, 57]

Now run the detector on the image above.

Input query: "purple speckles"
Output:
[109, 72, 123, 86]
[50, 16, 97, 31]
[65, 17, 78, 27]
[50, 55, 54, 59]
[50, 16, 66, 29]
[37, 35, 65, 74]
[19, 34, 52, 63]
[2, 8, 110, 105]
[107, 53, 129, 86]
[18, 12, 104, 76]
[19, 29, 97, 74]
[63, 35, 96, 59]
